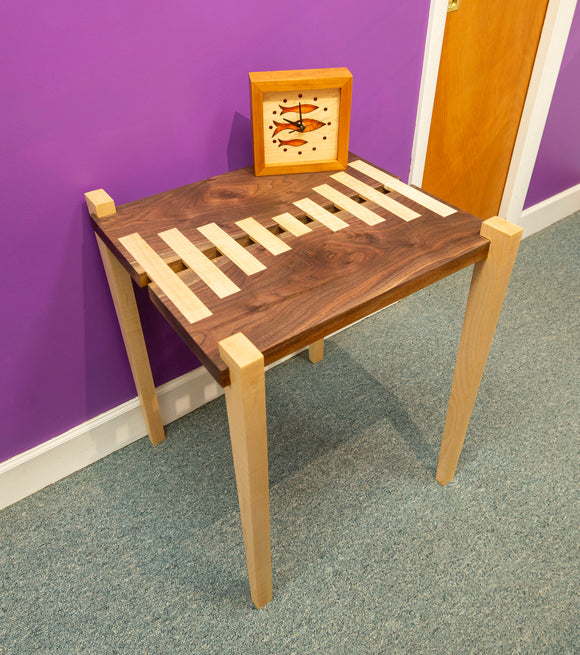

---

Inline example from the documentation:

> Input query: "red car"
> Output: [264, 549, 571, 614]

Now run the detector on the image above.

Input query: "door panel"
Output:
[422, 0, 549, 218]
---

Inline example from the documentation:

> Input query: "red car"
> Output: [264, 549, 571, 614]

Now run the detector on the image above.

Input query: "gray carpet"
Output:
[1, 213, 578, 654]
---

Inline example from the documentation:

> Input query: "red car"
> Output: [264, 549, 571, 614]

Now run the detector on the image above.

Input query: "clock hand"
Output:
[283, 118, 302, 130]
[298, 102, 304, 130]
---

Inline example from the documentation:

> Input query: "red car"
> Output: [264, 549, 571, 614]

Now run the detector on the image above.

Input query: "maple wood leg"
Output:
[219, 333, 272, 609]
[85, 189, 165, 446]
[436, 217, 523, 485]
[308, 339, 324, 363]
[95, 235, 166, 445]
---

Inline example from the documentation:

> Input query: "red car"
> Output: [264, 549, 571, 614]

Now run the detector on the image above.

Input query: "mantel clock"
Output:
[249, 67, 352, 176]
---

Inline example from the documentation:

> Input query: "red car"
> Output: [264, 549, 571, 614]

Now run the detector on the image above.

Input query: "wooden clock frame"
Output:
[249, 67, 353, 176]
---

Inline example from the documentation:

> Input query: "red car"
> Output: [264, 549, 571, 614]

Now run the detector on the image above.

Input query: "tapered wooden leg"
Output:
[96, 236, 166, 445]
[436, 217, 523, 485]
[219, 333, 272, 609]
[86, 188, 165, 446]
[308, 339, 324, 363]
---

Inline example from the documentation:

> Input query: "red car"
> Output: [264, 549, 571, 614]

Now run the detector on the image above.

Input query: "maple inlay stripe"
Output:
[158, 228, 240, 299]
[118, 233, 212, 324]
[198, 223, 266, 275]
[349, 160, 456, 217]
[235, 217, 291, 255]
[313, 184, 385, 226]
[293, 197, 349, 232]
[272, 212, 312, 237]
[331, 172, 420, 221]
[349, 159, 398, 186]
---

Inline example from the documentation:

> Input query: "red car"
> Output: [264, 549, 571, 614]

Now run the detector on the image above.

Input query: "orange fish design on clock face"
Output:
[278, 104, 318, 115]
[272, 118, 325, 136]
[278, 138, 307, 147]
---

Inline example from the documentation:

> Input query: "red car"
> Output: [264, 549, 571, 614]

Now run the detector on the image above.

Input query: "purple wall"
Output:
[0, 1, 430, 463]
[525, 6, 580, 208]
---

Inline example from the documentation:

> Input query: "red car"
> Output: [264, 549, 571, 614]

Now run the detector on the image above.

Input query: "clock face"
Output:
[262, 87, 341, 166]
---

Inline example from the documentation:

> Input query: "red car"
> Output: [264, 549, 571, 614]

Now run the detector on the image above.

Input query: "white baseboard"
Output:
[0, 366, 224, 511]
[0, 346, 313, 511]
[517, 184, 580, 238]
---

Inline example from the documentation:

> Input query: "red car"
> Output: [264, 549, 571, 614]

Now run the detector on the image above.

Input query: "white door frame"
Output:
[409, 0, 448, 189]
[409, 0, 577, 224]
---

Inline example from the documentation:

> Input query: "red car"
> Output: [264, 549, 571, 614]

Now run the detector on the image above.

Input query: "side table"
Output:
[85, 155, 522, 608]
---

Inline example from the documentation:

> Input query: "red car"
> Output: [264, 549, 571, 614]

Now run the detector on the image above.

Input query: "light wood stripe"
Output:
[331, 172, 421, 221]
[349, 159, 399, 185]
[158, 228, 240, 299]
[272, 212, 312, 236]
[293, 197, 349, 232]
[198, 222, 266, 275]
[313, 184, 385, 226]
[386, 179, 456, 217]
[118, 233, 212, 324]
[235, 217, 291, 256]
[349, 160, 456, 217]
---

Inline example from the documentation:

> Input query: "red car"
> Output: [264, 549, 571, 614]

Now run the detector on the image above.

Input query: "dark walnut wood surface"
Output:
[92, 155, 489, 386]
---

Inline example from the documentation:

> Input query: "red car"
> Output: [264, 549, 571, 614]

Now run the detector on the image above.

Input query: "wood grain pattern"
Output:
[293, 197, 349, 232]
[349, 160, 456, 217]
[249, 67, 353, 89]
[89, 156, 385, 286]
[92, 155, 490, 387]
[85, 189, 116, 218]
[308, 339, 324, 363]
[387, 179, 456, 217]
[235, 217, 291, 255]
[119, 233, 212, 323]
[149, 210, 488, 386]
[198, 222, 267, 275]
[272, 212, 312, 236]
[422, 0, 549, 218]
[436, 217, 523, 485]
[312, 184, 384, 226]
[348, 159, 398, 185]
[331, 171, 420, 221]
[95, 235, 165, 445]
[158, 228, 240, 299]
[219, 332, 272, 609]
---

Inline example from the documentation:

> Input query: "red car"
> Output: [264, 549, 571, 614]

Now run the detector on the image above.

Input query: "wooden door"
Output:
[422, 0, 549, 218]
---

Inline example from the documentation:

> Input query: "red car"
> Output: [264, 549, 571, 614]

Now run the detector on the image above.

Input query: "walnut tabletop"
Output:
[90, 154, 489, 387]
